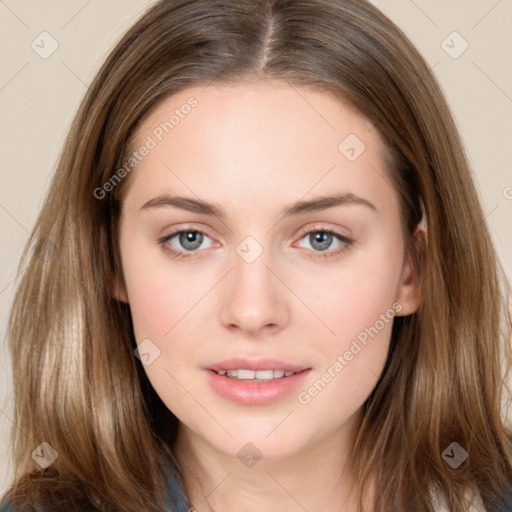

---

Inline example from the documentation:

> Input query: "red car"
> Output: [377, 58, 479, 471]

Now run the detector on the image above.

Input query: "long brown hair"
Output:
[2, 0, 511, 510]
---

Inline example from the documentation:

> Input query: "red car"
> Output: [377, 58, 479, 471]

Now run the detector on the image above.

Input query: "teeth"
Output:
[216, 369, 297, 380]
[255, 370, 274, 380]
[238, 369, 256, 379]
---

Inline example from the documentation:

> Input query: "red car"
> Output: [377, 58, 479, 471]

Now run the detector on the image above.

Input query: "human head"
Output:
[112, 77, 422, 488]
[5, 1, 511, 511]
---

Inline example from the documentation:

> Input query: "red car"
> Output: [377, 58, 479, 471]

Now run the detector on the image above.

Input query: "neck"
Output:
[173, 412, 376, 512]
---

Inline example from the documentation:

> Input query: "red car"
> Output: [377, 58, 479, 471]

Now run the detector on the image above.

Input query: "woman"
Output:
[2, 0, 511, 510]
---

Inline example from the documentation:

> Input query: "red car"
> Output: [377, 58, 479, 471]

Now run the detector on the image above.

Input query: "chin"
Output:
[199, 419, 316, 462]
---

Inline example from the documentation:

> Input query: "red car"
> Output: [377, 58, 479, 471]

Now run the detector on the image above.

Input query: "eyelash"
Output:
[158, 225, 353, 261]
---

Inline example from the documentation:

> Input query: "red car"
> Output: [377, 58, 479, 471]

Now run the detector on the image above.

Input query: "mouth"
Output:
[212, 368, 299, 382]
[204, 358, 312, 405]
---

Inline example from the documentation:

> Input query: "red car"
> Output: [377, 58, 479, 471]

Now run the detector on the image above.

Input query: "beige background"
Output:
[1, 0, 511, 494]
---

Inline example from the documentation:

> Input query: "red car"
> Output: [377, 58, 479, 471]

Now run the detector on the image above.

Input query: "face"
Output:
[114, 80, 420, 461]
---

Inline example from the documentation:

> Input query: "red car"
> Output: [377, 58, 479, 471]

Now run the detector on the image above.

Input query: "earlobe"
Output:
[395, 228, 426, 316]
[106, 269, 129, 304]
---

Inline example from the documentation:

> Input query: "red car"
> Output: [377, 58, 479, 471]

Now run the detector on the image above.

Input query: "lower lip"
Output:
[204, 369, 312, 405]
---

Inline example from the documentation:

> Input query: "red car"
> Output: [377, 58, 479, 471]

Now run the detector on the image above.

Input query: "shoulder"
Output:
[495, 491, 512, 512]
[0, 501, 23, 512]
[0, 503, 26, 512]
[167, 474, 190, 511]
[430, 484, 512, 512]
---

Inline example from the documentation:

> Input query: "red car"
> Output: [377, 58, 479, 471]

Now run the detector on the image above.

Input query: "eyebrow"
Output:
[139, 192, 377, 218]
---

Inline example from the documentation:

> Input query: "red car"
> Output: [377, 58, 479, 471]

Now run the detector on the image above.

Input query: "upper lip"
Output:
[206, 358, 309, 373]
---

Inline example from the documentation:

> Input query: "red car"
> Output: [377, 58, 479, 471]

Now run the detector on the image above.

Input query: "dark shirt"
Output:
[1, 477, 512, 511]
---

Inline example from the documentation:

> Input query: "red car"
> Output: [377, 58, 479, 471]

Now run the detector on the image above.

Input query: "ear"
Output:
[106, 269, 129, 304]
[394, 227, 426, 316]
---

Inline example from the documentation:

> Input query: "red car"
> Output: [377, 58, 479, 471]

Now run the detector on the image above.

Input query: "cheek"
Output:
[307, 236, 403, 348]
[120, 236, 207, 344]
[120, 238, 216, 403]
[127, 273, 183, 342]
[294, 238, 403, 406]
[121, 252, 208, 414]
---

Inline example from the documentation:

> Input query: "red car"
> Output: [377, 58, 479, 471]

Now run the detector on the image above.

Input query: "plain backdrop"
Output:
[1, 0, 511, 494]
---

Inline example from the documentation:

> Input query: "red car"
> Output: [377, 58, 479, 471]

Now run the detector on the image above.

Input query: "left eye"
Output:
[296, 229, 351, 253]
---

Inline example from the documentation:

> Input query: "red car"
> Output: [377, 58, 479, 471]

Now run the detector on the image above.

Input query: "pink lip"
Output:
[204, 358, 312, 406]
[206, 358, 308, 373]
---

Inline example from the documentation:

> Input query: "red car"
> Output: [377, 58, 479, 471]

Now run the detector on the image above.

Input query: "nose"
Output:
[218, 242, 291, 338]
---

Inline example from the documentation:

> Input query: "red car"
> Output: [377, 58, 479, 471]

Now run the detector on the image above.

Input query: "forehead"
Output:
[122, 80, 394, 213]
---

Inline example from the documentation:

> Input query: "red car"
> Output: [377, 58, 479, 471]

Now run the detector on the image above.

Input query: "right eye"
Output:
[159, 228, 218, 259]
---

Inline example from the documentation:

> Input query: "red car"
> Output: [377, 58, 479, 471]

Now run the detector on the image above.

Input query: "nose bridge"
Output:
[234, 239, 271, 292]
[218, 234, 289, 334]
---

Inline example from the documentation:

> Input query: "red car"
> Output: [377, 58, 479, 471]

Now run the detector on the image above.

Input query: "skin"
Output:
[113, 80, 422, 512]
